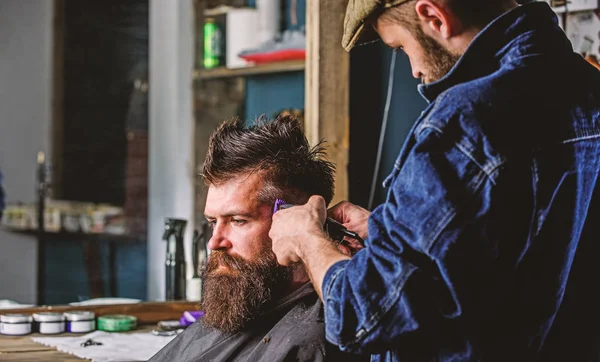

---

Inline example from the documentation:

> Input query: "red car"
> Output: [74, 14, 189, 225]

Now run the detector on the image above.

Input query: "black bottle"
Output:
[163, 218, 187, 300]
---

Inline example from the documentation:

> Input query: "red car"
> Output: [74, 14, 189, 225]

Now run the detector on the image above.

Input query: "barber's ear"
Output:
[414, 0, 454, 39]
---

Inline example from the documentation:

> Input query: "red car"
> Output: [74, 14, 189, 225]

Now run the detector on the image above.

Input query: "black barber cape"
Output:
[148, 283, 367, 362]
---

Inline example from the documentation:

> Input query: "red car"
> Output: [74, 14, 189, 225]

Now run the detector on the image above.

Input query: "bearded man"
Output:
[149, 116, 367, 362]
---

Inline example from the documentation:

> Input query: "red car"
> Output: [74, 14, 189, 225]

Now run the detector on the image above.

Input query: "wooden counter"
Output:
[0, 301, 198, 361]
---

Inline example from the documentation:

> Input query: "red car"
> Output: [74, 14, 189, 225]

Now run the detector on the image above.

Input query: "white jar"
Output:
[256, 0, 281, 43]
[65, 311, 95, 333]
[0, 314, 33, 336]
[33, 312, 65, 334]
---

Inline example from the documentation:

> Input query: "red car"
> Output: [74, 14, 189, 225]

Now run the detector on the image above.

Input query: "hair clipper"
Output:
[273, 199, 364, 247]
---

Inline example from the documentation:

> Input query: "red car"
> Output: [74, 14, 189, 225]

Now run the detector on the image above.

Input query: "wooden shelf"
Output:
[1, 227, 136, 242]
[194, 60, 305, 80]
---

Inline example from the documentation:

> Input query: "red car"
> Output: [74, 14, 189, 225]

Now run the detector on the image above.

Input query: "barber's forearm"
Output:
[299, 235, 350, 300]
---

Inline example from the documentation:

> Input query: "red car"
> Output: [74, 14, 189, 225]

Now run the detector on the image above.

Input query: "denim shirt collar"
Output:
[418, 2, 563, 103]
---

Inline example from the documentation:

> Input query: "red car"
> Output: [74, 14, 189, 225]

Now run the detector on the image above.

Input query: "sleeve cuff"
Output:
[322, 259, 349, 302]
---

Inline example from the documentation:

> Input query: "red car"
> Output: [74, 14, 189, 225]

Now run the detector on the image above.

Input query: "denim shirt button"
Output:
[356, 328, 366, 339]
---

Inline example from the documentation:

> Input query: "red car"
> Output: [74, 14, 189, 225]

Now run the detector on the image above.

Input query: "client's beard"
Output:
[200, 249, 293, 334]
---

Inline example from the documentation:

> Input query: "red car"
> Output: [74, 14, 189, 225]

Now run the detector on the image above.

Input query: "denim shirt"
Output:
[323, 3, 600, 361]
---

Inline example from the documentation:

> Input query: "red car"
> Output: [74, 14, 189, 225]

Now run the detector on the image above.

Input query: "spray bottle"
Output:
[163, 218, 187, 300]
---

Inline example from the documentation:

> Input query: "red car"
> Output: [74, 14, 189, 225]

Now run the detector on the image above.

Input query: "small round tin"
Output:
[33, 312, 65, 334]
[97, 314, 137, 332]
[65, 311, 95, 333]
[0, 314, 33, 336]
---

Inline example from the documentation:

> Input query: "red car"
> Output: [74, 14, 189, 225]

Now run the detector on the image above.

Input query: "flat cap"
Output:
[342, 0, 409, 52]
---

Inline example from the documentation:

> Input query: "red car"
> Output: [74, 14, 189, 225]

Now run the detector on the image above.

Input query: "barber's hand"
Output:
[327, 201, 370, 241]
[336, 241, 362, 256]
[269, 195, 329, 266]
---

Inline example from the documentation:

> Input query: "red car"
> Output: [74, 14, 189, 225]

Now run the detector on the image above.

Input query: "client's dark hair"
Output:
[201, 115, 336, 206]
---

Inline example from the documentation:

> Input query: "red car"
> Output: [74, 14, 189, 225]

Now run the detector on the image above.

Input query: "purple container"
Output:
[179, 311, 204, 327]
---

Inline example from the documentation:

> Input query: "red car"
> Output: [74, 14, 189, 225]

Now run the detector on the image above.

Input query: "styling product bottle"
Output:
[163, 218, 187, 300]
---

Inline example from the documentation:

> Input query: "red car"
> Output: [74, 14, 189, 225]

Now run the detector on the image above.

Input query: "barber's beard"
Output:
[414, 26, 461, 84]
[200, 249, 292, 334]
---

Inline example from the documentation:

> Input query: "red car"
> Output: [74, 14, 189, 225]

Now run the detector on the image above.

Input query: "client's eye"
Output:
[206, 219, 216, 229]
[231, 219, 247, 226]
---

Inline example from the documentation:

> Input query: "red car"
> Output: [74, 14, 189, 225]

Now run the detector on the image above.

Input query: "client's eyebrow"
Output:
[204, 210, 256, 219]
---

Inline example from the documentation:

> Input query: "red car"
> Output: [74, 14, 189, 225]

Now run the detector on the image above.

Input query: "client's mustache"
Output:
[206, 250, 255, 273]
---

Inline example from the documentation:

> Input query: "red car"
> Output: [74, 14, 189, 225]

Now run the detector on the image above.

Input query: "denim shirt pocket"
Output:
[382, 147, 409, 189]
[381, 106, 433, 191]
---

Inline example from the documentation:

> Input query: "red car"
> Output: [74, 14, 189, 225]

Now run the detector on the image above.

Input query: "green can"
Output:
[204, 18, 223, 69]
[97, 315, 137, 332]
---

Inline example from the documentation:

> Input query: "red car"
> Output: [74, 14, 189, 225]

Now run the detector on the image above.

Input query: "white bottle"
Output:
[256, 0, 281, 44]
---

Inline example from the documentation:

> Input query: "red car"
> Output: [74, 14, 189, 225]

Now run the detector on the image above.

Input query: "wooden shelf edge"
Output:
[0, 227, 136, 242]
[194, 60, 305, 80]
[2, 301, 199, 326]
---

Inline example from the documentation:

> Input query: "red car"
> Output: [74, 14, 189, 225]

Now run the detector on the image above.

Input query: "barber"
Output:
[269, 0, 600, 360]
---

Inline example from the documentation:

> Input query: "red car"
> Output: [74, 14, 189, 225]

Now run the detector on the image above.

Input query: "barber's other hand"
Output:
[269, 195, 328, 266]
[327, 201, 370, 241]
